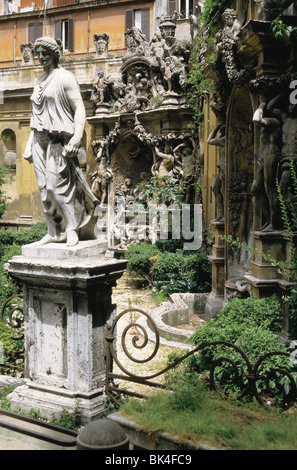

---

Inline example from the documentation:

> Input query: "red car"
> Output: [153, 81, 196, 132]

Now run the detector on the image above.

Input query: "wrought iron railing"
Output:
[105, 308, 297, 410]
[0, 294, 296, 409]
[0, 292, 24, 374]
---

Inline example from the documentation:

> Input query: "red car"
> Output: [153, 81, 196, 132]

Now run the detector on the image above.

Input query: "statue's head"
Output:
[34, 37, 61, 67]
[222, 8, 237, 26]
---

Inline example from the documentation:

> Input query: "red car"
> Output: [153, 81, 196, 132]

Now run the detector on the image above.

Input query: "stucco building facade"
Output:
[0, 0, 193, 228]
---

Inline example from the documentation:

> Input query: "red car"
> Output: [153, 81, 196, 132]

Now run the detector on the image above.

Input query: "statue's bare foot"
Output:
[32, 234, 54, 246]
[66, 230, 79, 247]
[261, 224, 274, 232]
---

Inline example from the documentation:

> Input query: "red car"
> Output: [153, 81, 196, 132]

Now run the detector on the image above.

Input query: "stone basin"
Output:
[138, 292, 209, 349]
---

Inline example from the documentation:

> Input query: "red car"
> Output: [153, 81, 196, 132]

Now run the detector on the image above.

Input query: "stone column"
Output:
[5, 240, 127, 424]
[205, 220, 225, 319]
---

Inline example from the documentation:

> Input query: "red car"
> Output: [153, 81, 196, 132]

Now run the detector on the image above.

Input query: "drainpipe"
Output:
[87, 9, 90, 53]
[14, 20, 17, 66]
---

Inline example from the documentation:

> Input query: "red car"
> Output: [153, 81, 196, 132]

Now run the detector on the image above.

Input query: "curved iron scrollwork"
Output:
[0, 292, 24, 341]
[106, 309, 297, 410]
[0, 291, 24, 373]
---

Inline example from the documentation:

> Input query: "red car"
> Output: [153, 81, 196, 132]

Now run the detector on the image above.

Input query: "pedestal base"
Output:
[9, 381, 106, 425]
[162, 92, 179, 106]
[205, 291, 224, 320]
[205, 221, 225, 319]
[5, 240, 127, 424]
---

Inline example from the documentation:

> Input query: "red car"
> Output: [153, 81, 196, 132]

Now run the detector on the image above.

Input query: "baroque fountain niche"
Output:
[88, 14, 196, 251]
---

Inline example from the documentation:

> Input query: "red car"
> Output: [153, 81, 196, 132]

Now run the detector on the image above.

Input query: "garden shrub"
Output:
[0, 222, 47, 372]
[126, 243, 159, 282]
[213, 295, 283, 332]
[0, 321, 16, 357]
[186, 295, 294, 399]
[125, 241, 211, 295]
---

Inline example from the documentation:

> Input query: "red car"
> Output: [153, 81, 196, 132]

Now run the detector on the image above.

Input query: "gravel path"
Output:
[111, 273, 184, 397]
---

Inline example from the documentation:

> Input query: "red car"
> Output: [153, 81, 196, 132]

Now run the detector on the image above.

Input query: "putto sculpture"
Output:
[23, 36, 98, 246]
[91, 13, 190, 116]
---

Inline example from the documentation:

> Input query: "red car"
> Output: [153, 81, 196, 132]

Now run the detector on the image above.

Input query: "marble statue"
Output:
[91, 69, 109, 112]
[266, 94, 297, 213]
[207, 123, 226, 222]
[90, 140, 112, 206]
[252, 101, 282, 231]
[215, 8, 242, 83]
[23, 36, 98, 246]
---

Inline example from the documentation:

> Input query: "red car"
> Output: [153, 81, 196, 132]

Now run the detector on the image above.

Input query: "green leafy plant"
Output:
[187, 296, 292, 398]
[276, 161, 297, 338]
[0, 166, 12, 219]
[0, 222, 47, 373]
[50, 400, 82, 430]
[271, 17, 297, 41]
[125, 241, 211, 296]
[120, 376, 297, 449]
[134, 175, 185, 205]
[187, 24, 215, 127]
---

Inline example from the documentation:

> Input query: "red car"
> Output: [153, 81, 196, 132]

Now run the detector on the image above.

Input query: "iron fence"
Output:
[0, 294, 296, 410]
[0, 292, 24, 375]
[105, 307, 297, 410]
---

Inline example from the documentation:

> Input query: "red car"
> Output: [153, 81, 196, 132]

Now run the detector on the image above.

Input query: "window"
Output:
[54, 19, 74, 52]
[125, 9, 150, 41]
[28, 22, 43, 43]
[168, 0, 195, 18]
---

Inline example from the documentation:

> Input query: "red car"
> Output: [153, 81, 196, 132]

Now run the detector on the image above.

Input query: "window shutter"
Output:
[28, 22, 43, 43]
[68, 19, 74, 51]
[125, 10, 133, 31]
[54, 19, 62, 42]
[141, 8, 150, 41]
[168, 0, 177, 15]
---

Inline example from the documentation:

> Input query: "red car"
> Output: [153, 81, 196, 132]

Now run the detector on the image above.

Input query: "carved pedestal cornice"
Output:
[239, 18, 297, 77]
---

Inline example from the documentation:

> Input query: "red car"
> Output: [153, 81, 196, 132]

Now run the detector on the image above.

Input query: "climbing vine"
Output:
[186, 0, 231, 126]
[271, 17, 297, 41]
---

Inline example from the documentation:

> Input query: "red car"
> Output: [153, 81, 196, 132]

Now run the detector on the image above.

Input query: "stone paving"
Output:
[110, 273, 184, 396]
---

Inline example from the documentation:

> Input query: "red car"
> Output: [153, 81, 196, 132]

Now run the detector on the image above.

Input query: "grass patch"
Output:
[119, 378, 297, 450]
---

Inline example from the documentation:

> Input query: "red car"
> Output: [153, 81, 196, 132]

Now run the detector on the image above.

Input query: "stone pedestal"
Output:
[162, 92, 179, 106]
[244, 231, 294, 297]
[244, 231, 296, 343]
[205, 220, 225, 319]
[5, 240, 127, 424]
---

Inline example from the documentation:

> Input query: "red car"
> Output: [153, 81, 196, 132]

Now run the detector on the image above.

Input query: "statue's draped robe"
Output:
[30, 67, 98, 240]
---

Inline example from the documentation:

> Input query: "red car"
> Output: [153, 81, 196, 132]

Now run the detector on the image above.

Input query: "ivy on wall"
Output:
[186, 0, 232, 126]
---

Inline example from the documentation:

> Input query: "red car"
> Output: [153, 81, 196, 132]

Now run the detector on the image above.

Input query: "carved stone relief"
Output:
[226, 87, 254, 279]
[91, 13, 190, 116]
[89, 14, 196, 250]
